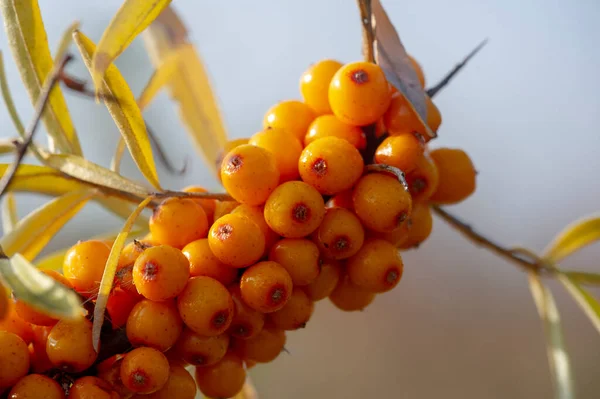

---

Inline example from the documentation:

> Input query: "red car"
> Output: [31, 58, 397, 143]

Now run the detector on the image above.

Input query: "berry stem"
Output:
[356, 0, 375, 63]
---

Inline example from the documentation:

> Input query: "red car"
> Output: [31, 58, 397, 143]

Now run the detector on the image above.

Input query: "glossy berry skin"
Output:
[0, 304, 34, 344]
[29, 325, 53, 373]
[263, 100, 316, 142]
[300, 59, 343, 115]
[63, 240, 111, 296]
[228, 285, 265, 339]
[268, 287, 314, 330]
[182, 185, 217, 225]
[140, 363, 197, 399]
[149, 198, 209, 249]
[264, 181, 325, 238]
[115, 240, 148, 293]
[46, 318, 97, 373]
[177, 277, 234, 336]
[240, 261, 293, 313]
[106, 287, 143, 329]
[429, 148, 476, 204]
[313, 208, 365, 260]
[69, 377, 119, 399]
[304, 114, 366, 150]
[127, 299, 183, 351]
[384, 93, 424, 137]
[120, 347, 170, 394]
[347, 239, 404, 293]
[375, 133, 424, 174]
[213, 200, 239, 221]
[305, 260, 342, 301]
[231, 204, 280, 255]
[329, 274, 375, 312]
[398, 202, 433, 249]
[96, 356, 132, 398]
[216, 138, 249, 177]
[369, 222, 410, 248]
[15, 270, 73, 326]
[172, 328, 229, 367]
[233, 325, 286, 363]
[249, 128, 302, 183]
[8, 374, 65, 399]
[221, 144, 280, 205]
[0, 331, 30, 388]
[353, 173, 413, 233]
[182, 239, 237, 285]
[406, 154, 440, 202]
[299, 136, 364, 195]
[195, 353, 246, 399]
[329, 61, 392, 126]
[133, 245, 190, 301]
[325, 189, 354, 210]
[209, 213, 265, 268]
[408, 54, 426, 88]
[268, 238, 320, 286]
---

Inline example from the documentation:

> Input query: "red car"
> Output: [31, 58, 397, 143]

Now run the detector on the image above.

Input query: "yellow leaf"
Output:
[93, 196, 153, 351]
[0, 190, 93, 261]
[136, 45, 181, 110]
[0, 0, 81, 153]
[558, 273, 600, 334]
[1, 192, 18, 233]
[142, 7, 228, 178]
[0, 51, 25, 136]
[543, 214, 600, 262]
[110, 137, 127, 173]
[73, 30, 161, 190]
[562, 271, 600, 286]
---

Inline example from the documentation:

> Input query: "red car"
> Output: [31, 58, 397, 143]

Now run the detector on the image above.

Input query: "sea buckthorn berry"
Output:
[228, 285, 265, 339]
[249, 128, 302, 183]
[96, 356, 133, 398]
[221, 144, 280, 205]
[429, 148, 476, 204]
[408, 54, 426, 88]
[69, 377, 119, 399]
[8, 374, 65, 399]
[213, 200, 239, 220]
[375, 133, 424, 174]
[304, 114, 366, 150]
[329, 61, 392, 126]
[208, 213, 265, 268]
[263, 100, 316, 142]
[15, 270, 73, 326]
[305, 260, 342, 301]
[425, 95, 442, 133]
[141, 363, 196, 399]
[46, 318, 97, 372]
[216, 138, 249, 176]
[120, 347, 170, 394]
[300, 59, 343, 115]
[268, 239, 320, 286]
[149, 198, 209, 249]
[313, 208, 365, 260]
[369, 223, 410, 248]
[264, 181, 325, 238]
[0, 303, 34, 343]
[127, 299, 183, 351]
[299, 136, 364, 195]
[63, 240, 111, 296]
[269, 287, 314, 330]
[329, 274, 376, 311]
[406, 154, 439, 202]
[398, 203, 433, 249]
[182, 239, 237, 284]
[347, 238, 404, 293]
[182, 185, 217, 225]
[115, 241, 149, 293]
[195, 353, 246, 399]
[232, 204, 280, 254]
[384, 93, 420, 136]
[240, 261, 293, 313]
[0, 283, 7, 320]
[233, 325, 286, 363]
[133, 245, 190, 301]
[0, 331, 30, 388]
[106, 287, 143, 329]
[353, 173, 413, 233]
[172, 328, 229, 366]
[325, 189, 354, 210]
[177, 277, 234, 336]
[29, 325, 53, 373]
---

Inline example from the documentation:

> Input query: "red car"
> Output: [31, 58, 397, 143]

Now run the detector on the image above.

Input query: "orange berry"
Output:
[300, 59, 343, 115]
[329, 61, 391, 126]
[141, 363, 196, 399]
[0, 303, 34, 344]
[182, 239, 237, 284]
[0, 331, 30, 388]
[425, 95, 442, 132]
[96, 355, 133, 398]
[384, 93, 422, 137]
[115, 240, 149, 293]
[221, 144, 280, 205]
[305, 260, 342, 301]
[133, 245, 190, 301]
[329, 274, 375, 311]
[408, 54, 426, 88]
[216, 138, 249, 176]
[182, 185, 217, 225]
[177, 277, 234, 336]
[29, 325, 53, 373]
[429, 148, 476, 204]
[213, 200, 239, 220]
[406, 154, 439, 202]
[249, 128, 302, 182]
[398, 202, 433, 249]
[299, 136, 364, 195]
[8, 374, 65, 399]
[232, 204, 280, 254]
[68, 377, 119, 399]
[353, 173, 412, 232]
[263, 100, 316, 142]
[233, 325, 286, 363]
[240, 261, 293, 313]
[209, 213, 265, 268]
[195, 353, 246, 399]
[313, 208, 365, 259]
[268, 287, 314, 330]
[15, 270, 73, 326]
[120, 347, 170, 394]
[268, 238, 320, 286]
[127, 299, 183, 351]
[228, 285, 265, 340]
[264, 181, 325, 238]
[347, 239, 404, 292]
[369, 223, 410, 248]
[106, 287, 143, 329]
[325, 189, 353, 210]
[63, 240, 111, 296]
[374, 133, 424, 174]
[46, 318, 97, 373]
[0, 283, 7, 321]
[149, 198, 209, 249]
[172, 328, 229, 366]
[304, 114, 366, 150]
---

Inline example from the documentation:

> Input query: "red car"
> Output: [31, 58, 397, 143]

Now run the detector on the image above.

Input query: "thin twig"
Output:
[146, 123, 188, 175]
[426, 39, 489, 98]
[60, 72, 118, 102]
[151, 190, 233, 201]
[356, 0, 375, 63]
[0, 55, 74, 199]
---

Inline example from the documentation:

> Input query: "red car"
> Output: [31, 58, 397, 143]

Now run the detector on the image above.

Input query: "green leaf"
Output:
[543, 214, 600, 262]
[558, 273, 600, 334]
[1, 192, 18, 233]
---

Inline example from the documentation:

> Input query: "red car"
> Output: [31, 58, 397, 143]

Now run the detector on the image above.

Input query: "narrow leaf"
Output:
[1, 192, 17, 233]
[0, 252, 82, 320]
[558, 273, 600, 334]
[91, 0, 172, 91]
[136, 45, 181, 110]
[543, 214, 600, 262]
[110, 137, 127, 173]
[73, 30, 161, 190]
[0, 0, 81, 153]
[0, 51, 25, 136]
[528, 273, 575, 399]
[93, 196, 153, 351]
[562, 271, 600, 286]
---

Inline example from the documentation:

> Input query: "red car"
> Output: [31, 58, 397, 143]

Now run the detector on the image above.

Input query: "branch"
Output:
[151, 190, 233, 201]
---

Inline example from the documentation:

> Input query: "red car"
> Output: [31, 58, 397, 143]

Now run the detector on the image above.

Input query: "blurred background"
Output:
[2, 0, 600, 398]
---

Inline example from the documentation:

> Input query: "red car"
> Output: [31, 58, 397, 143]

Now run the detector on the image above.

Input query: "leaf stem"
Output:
[356, 0, 375, 63]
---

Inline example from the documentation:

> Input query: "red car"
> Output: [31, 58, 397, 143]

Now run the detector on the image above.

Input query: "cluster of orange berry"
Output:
[0, 57, 476, 398]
